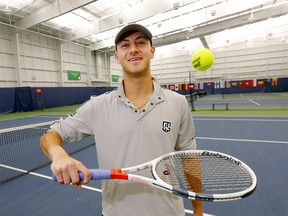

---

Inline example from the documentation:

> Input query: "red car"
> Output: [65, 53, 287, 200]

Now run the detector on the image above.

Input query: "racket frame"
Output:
[53, 150, 257, 201]
[151, 150, 257, 201]
[120, 150, 257, 201]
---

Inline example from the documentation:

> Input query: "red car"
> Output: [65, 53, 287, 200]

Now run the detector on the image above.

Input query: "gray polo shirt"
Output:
[51, 78, 197, 216]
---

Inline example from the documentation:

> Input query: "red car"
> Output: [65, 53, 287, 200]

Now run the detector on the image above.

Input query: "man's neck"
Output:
[123, 75, 154, 109]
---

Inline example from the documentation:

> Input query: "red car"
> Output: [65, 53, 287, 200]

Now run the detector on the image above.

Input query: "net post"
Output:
[189, 70, 195, 111]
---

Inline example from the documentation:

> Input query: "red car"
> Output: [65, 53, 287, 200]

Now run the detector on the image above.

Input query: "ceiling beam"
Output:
[15, 0, 97, 30]
[62, 0, 200, 41]
[200, 36, 209, 48]
[89, 0, 275, 50]
[98, 3, 288, 53]
[154, 2, 288, 47]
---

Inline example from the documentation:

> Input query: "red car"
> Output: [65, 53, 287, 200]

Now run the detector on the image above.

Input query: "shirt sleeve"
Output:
[50, 99, 94, 144]
[175, 95, 197, 151]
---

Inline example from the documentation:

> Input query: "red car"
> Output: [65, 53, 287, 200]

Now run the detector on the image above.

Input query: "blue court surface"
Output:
[1, 115, 287, 216]
[192, 92, 288, 108]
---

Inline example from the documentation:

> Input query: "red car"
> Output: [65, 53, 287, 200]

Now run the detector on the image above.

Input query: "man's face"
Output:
[114, 32, 155, 77]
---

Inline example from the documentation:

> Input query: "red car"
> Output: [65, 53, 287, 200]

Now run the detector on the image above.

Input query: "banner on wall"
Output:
[67, 70, 81, 80]
[214, 81, 220, 89]
[35, 88, 42, 93]
[168, 84, 175, 90]
[179, 84, 189, 90]
[193, 83, 199, 90]
[271, 78, 278, 86]
[244, 80, 253, 88]
[257, 80, 264, 87]
[225, 81, 231, 88]
[111, 75, 120, 82]
[237, 81, 243, 88]
[199, 83, 204, 89]
[231, 81, 237, 87]
[257, 79, 266, 87]
[206, 82, 212, 87]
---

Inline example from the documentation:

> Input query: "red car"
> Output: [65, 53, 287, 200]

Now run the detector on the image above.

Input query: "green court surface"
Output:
[0, 104, 287, 121]
[0, 92, 287, 120]
[192, 107, 287, 117]
[189, 92, 288, 116]
[200, 92, 288, 100]
[0, 105, 81, 121]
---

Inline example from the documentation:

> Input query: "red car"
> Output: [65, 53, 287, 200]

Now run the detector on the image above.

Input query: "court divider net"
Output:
[0, 121, 95, 183]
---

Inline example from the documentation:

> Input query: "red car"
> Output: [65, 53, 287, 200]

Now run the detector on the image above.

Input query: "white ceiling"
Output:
[0, 0, 287, 54]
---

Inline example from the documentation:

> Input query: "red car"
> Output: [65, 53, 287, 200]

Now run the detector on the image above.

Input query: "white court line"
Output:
[1, 163, 215, 216]
[238, 94, 261, 106]
[0, 121, 54, 133]
[0, 164, 102, 192]
[248, 99, 261, 106]
[198, 137, 288, 144]
[0, 164, 52, 180]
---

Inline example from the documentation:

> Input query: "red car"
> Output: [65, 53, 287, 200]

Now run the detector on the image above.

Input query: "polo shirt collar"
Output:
[115, 77, 165, 105]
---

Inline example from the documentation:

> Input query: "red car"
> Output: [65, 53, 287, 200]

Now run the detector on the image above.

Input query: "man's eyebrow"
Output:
[136, 36, 148, 40]
[121, 35, 148, 43]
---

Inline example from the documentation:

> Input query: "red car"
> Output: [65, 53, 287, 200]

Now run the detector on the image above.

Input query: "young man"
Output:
[40, 23, 203, 216]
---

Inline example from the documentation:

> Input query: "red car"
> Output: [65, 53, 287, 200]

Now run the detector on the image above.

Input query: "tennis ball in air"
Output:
[191, 48, 214, 71]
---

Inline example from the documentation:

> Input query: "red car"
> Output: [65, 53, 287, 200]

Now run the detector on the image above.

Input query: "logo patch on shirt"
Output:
[162, 121, 172, 133]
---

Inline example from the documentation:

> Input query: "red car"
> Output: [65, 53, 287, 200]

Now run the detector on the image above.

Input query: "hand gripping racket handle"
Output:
[52, 169, 128, 182]
[52, 169, 111, 182]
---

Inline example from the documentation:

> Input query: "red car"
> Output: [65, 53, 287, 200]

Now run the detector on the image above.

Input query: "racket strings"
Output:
[199, 157, 252, 192]
[155, 155, 202, 193]
[181, 157, 202, 193]
[155, 153, 253, 194]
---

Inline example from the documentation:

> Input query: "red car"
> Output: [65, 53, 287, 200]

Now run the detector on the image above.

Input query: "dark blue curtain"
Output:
[0, 86, 115, 114]
[15, 87, 33, 112]
[0, 88, 16, 114]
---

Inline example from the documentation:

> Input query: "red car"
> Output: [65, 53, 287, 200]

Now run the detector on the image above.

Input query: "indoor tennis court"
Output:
[1, 1, 288, 216]
[1, 108, 287, 215]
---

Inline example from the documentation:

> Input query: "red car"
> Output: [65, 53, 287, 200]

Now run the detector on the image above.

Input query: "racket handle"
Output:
[52, 169, 111, 182]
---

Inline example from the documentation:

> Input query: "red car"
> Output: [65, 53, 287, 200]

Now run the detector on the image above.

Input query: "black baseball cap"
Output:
[114, 23, 153, 48]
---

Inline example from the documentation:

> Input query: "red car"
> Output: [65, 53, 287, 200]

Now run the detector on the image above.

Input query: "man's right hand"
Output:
[40, 130, 91, 188]
[51, 153, 92, 188]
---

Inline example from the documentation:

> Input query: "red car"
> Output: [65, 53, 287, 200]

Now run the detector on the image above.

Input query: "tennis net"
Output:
[185, 92, 198, 109]
[0, 121, 95, 183]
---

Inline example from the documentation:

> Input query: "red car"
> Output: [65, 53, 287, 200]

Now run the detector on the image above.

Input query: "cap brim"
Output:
[114, 23, 152, 46]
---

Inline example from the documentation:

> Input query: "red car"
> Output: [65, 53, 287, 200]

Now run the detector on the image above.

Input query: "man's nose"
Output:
[129, 43, 139, 53]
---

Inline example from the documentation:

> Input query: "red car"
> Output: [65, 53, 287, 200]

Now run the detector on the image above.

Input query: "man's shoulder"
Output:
[90, 88, 116, 100]
[162, 88, 186, 100]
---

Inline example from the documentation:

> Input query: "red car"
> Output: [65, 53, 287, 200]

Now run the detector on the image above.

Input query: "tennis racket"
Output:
[52, 150, 257, 201]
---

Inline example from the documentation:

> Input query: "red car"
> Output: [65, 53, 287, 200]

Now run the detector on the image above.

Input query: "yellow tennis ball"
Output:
[191, 48, 214, 71]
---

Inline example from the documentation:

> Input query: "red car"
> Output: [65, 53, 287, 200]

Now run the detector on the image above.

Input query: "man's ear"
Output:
[114, 51, 120, 63]
[150, 46, 155, 59]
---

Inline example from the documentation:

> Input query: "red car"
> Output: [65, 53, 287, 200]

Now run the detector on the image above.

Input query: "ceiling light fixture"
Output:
[119, 17, 124, 24]
[4, 6, 12, 18]
[188, 26, 194, 33]
[119, 12, 124, 24]
[173, 2, 180, 10]
[248, 11, 255, 22]
[210, 9, 216, 16]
